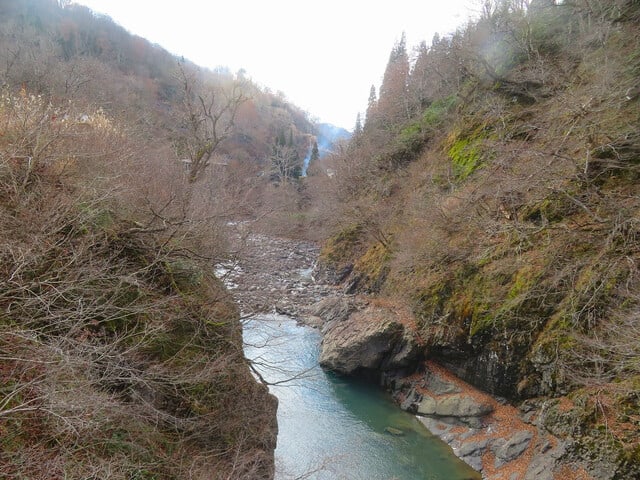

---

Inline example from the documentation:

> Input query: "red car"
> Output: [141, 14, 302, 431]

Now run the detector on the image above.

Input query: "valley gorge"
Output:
[1, 1, 640, 479]
[224, 228, 631, 479]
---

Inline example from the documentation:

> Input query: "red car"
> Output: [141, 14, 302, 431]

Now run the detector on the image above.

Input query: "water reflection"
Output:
[243, 314, 480, 480]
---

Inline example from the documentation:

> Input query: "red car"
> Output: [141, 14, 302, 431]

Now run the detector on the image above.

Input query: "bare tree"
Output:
[269, 141, 302, 184]
[175, 62, 247, 183]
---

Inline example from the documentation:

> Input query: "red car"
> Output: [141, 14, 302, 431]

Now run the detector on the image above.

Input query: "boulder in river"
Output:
[302, 296, 359, 331]
[319, 303, 421, 376]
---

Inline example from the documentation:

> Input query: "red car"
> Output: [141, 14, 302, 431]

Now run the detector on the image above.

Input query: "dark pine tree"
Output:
[364, 84, 378, 132]
[354, 112, 363, 136]
[310, 141, 319, 163]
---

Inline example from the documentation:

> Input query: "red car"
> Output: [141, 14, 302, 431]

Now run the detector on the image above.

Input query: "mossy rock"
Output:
[165, 259, 204, 292]
[412, 276, 452, 328]
[445, 124, 490, 180]
[353, 241, 391, 292]
[320, 223, 364, 265]
[520, 192, 578, 224]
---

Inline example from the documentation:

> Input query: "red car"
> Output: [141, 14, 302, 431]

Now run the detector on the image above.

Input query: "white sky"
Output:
[74, 0, 478, 129]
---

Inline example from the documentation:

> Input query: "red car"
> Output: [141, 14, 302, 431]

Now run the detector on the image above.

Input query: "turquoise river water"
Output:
[243, 314, 481, 480]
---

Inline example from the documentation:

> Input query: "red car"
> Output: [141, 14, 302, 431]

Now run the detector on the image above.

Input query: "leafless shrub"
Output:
[0, 87, 276, 479]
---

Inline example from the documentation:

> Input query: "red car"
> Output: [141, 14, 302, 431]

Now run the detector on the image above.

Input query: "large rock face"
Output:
[318, 301, 421, 377]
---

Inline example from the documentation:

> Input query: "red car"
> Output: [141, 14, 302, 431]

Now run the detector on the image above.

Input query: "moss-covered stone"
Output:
[353, 241, 391, 292]
[320, 223, 364, 265]
[521, 192, 578, 224]
[445, 124, 490, 180]
[165, 258, 204, 292]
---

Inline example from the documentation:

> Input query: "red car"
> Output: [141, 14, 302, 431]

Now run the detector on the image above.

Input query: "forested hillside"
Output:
[0, 0, 331, 477]
[314, 0, 640, 477]
[0, 0, 318, 197]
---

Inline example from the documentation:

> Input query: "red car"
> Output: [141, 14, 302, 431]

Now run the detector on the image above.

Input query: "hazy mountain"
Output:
[316, 122, 351, 157]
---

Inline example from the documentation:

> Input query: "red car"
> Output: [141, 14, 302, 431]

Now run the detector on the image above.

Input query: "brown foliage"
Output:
[0, 87, 276, 479]
[315, 0, 640, 408]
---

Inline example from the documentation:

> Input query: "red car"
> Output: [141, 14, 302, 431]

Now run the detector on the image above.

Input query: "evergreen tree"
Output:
[408, 40, 431, 114]
[354, 112, 363, 136]
[367, 85, 377, 110]
[364, 84, 378, 131]
[378, 32, 410, 128]
[310, 141, 319, 163]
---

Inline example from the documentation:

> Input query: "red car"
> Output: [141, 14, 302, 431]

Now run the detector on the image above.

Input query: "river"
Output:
[243, 314, 481, 480]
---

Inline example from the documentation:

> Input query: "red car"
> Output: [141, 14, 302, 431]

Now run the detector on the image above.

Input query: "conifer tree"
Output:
[364, 84, 378, 131]
[378, 32, 410, 128]
[354, 112, 363, 136]
[408, 40, 431, 113]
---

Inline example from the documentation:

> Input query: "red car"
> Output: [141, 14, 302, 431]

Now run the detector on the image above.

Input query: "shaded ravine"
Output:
[224, 230, 480, 480]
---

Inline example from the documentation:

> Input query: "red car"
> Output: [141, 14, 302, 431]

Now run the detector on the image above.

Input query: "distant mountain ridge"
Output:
[316, 122, 351, 157]
[301, 122, 350, 176]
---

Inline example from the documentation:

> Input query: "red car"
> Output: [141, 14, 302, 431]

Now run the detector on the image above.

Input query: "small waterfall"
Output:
[301, 146, 312, 177]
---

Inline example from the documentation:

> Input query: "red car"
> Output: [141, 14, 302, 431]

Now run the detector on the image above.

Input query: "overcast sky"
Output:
[75, 0, 478, 129]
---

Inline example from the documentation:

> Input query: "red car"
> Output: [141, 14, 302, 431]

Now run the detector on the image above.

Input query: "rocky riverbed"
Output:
[226, 232, 595, 480]
[218, 231, 337, 316]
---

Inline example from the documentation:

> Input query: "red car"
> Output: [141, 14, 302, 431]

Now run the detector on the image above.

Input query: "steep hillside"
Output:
[0, 81, 277, 480]
[316, 123, 351, 157]
[0, 0, 317, 204]
[315, 1, 640, 477]
[0, 1, 289, 478]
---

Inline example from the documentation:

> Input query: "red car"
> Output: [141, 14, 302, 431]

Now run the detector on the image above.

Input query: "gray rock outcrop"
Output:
[319, 304, 420, 376]
[493, 430, 534, 467]
[524, 438, 566, 480]
[457, 438, 490, 472]
[417, 394, 494, 418]
[303, 296, 358, 331]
